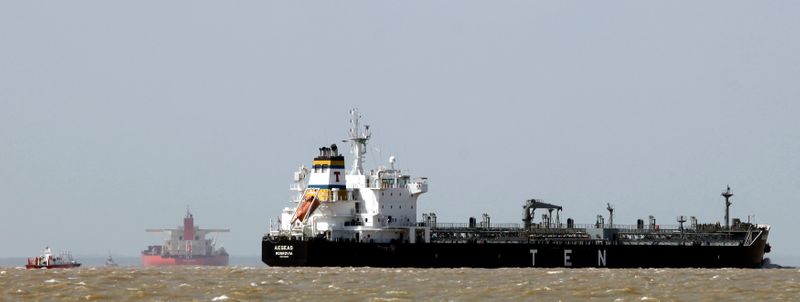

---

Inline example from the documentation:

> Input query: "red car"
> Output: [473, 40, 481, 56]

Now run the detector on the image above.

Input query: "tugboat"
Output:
[26, 247, 81, 269]
[104, 252, 119, 267]
[262, 109, 771, 268]
[142, 209, 229, 266]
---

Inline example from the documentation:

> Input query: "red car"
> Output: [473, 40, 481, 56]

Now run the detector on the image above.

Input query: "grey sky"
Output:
[1, 1, 798, 264]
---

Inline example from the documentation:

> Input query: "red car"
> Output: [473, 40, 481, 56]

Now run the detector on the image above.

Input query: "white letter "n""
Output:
[598, 250, 607, 267]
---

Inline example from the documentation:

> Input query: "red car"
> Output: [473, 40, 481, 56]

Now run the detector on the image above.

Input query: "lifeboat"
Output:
[293, 194, 320, 223]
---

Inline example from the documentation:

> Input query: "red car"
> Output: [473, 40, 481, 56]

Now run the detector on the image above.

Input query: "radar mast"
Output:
[722, 185, 733, 229]
[345, 108, 370, 175]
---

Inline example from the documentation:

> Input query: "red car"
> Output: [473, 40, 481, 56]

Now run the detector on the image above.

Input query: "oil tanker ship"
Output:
[262, 109, 771, 268]
[143, 210, 229, 266]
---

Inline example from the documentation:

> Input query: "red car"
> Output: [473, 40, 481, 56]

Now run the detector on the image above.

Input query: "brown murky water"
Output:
[1, 266, 798, 301]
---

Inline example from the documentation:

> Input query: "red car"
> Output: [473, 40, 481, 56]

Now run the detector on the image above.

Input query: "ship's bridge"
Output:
[274, 109, 428, 244]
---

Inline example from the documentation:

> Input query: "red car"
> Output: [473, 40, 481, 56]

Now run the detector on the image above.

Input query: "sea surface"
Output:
[1, 266, 798, 301]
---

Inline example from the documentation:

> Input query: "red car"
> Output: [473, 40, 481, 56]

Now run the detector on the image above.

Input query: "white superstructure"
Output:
[271, 109, 429, 243]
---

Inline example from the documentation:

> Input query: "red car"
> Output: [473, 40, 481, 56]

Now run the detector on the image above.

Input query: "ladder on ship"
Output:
[743, 226, 757, 246]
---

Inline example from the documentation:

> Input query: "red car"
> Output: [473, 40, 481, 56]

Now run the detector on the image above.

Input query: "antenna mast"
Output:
[346, 108, 370, 175]
[722, 186, 733, 229]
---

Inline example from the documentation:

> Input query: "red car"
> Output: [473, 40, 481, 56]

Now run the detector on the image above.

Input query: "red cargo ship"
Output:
[142, 209, 229, 266]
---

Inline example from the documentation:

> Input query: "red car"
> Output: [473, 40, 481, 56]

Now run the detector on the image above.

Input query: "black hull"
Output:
[263, 238, 768, 268]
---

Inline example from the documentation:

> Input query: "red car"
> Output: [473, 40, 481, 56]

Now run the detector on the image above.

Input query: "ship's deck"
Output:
[425, 222, 766, 247]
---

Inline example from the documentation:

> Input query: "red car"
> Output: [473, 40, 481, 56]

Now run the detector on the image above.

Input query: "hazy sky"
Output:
[2, 1, 798, 264]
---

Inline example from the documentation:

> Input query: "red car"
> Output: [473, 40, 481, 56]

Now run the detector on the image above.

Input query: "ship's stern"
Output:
[262, 236, 308, 266]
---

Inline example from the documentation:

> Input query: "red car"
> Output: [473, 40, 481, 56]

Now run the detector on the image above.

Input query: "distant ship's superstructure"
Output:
[263, 109, 771, 268]
[143, 210, 229, 266]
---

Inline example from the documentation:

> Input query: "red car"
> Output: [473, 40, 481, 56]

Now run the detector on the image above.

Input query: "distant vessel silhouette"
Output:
[142, 209, 229, 266]
[105, 252, 119, 267]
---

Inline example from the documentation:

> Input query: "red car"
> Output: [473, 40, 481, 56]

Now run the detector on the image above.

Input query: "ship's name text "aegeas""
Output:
[530, 249, 608, 267]
[274, 245, 294, 257]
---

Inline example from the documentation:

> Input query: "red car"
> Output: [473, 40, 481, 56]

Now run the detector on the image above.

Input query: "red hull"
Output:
[141, 254, 229, 266]
[25, 263, 81, 269]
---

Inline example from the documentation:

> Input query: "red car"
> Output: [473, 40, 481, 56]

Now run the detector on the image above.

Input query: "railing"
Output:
[423, 222, 689, 232]
[331, 220, 766, 239]
[405, 221, 763, 232]
[422, 222, 521, 229]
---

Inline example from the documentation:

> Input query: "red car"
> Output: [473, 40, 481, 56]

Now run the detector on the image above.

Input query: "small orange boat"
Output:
[293, 195, 320, 223]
